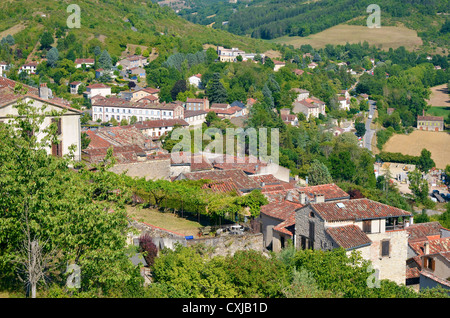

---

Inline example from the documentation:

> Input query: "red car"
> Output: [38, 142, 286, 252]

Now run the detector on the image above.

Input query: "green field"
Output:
[427, 106, 450, 118]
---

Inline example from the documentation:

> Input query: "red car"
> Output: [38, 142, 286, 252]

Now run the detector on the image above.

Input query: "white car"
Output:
[368, 115, 373, 119]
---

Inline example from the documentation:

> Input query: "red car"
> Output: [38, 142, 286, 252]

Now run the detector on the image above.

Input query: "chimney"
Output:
[423, 241, 430, 255]
[285, 190, 294, 202]
[39, 83, 49, 100]
[314, 193, 325, 203]
[299, 191, 307, 205]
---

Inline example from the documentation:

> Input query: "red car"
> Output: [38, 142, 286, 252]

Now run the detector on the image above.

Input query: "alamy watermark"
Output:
[367, 4, 381, 28]
[65, 263, 81, 289]
[67, 4, 81, 29]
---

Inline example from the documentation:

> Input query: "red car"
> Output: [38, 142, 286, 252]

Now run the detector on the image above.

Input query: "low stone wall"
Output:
[186, 233, 264, 257]
[128, 218, 264, 257]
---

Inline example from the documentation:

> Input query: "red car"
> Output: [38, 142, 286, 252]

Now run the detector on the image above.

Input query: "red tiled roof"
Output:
[0, 77, 39, 95]
[186, 98, 207, 103]
[87, 83, 110, 89]
[75, 58, 94, 64]
[201, 178, 241, 195]
[210, 103, 230, 109]
[310, 198, 412, 222]
[129, 119, 189, 129]
[260, 200, 303, 222]
[417, 116, 444, 122]
[273, 213, 296, 236]
[326, 225, 372, 250]
[406, 222, 444, 240]
[297, 183, 350, 202]
[181, 169, 261, 192]
[409, 237, 450, 256]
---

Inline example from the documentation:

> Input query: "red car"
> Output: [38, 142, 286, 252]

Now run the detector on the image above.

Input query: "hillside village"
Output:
[0, 3, 450, 300]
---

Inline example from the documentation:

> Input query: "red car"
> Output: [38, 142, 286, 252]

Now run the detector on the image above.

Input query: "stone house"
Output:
[405, 221, 450, 292]
[259, 184, 350, 252]
[186, 97, 209, 111]
[417, 115, 444, 132]
[295, 198, 413, 285]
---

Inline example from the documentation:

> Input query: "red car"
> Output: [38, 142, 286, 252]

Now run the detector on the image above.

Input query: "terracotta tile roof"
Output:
[409, 237, 450, 256]
[184, 110, 208, 118]
[310, 198, 412, 222]
[417, 116, 443, 122]
[201, 178, 241, 195]
[406, 222, 444, 240]
[273, 213, 296, 236]
[0, 77, 39, 95]
[180, 169, 261, 192]
[212, 155, 266, 174]
[406, 267, 420, 279]
[140, 87, 160, 94]
[128, 119, 189, 129]
[86, 83, 110, 89]
[297, 183, 350, 202]
[210, 103, 229, 109]
[260, 200, 303, 222]
[326, 225, 372, 250]
[186, 98, 207, 103]
[75, 58, 94, 64]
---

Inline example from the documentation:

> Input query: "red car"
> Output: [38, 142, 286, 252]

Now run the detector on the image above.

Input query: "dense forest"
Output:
[176, 0, 450, 49]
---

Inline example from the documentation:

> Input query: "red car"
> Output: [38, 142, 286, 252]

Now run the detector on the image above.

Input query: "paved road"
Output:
[364, 99, 377, 151]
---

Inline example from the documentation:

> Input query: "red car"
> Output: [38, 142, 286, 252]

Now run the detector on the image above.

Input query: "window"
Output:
[424, 257, 435, 271]
[381, 240, 390, 257]
[363, 220, 371, 233]
[52, 118, 62, 135]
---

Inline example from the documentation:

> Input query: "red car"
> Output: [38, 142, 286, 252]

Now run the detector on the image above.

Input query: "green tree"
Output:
[206, 73, 228, 104]
[417, 148, 435, 173]
[40, 32, 54, 50]
[408, 169, 430, 204]
[98, 49, 112, 70]
[355, 122, 366, 137]
[46, 47, 59, 68]
[0, 90, 143, 297]
[307, 160, 333, 186]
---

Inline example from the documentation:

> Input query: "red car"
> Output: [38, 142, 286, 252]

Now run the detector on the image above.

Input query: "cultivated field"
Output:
[271, 24, 423, 50]
[383, 130, 450, 169]
[427, 84, 449, 107]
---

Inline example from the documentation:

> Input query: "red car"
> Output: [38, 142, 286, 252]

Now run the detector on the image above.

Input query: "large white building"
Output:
[91, 96, 183, 123]
[217, 46, 265, 63]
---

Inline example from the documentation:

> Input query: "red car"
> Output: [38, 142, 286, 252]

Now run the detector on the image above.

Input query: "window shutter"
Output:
[381, 240, 390, 257]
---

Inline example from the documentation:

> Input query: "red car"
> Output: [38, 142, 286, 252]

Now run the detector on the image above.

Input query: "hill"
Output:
[0, 0, 274, 62]
[174, 0, 450, 51]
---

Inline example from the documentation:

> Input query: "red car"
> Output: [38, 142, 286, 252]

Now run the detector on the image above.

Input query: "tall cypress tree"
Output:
[206, 73, 228, 104]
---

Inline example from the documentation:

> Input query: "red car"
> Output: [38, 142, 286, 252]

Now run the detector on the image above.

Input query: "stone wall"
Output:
[128, 219, 264, 257]
[186, 233, 264, 257]
[109, 158, 171, 180]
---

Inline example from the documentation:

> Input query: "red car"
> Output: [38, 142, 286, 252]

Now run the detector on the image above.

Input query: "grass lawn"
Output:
[126, 205, 206, 237]
[427, 106, 450, 118]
